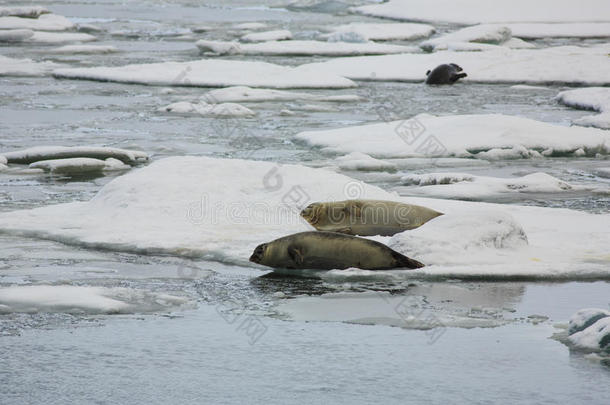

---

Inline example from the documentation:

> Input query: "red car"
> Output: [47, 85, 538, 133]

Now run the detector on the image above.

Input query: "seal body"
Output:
[249, 231, 424, 270]
[425, 63, 467, 85]
[300, 199, 443, 236]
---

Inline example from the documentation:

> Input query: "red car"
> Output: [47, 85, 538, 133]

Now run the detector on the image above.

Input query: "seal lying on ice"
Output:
[300, 199, 443, 236]
[425, 63, 467, 85]
[249, 231, 424, 270]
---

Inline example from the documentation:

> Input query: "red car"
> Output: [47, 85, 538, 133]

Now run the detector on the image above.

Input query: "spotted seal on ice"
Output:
[425, 63, 467, 85]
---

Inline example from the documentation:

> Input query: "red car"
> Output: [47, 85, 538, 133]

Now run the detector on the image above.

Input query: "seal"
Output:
[249, 231, 424, 270]
[425, 63, 467, 85]
[300, 199, 443, 236]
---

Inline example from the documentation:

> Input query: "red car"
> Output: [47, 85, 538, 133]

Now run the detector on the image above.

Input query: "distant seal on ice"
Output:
[425, 63, 467, 85]
[249, 231, 424, 270]
[300, 199, 443, 236]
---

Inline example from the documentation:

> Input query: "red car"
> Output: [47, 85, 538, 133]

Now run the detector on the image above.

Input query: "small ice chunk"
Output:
[421, 24, 512, 52]
[0, 14, 74, 31]
[0, 28, 34, 42]
[30, 158, 109, 174]
[25, 31, 97, 44]
[158, 101, 255, 117]
[322, 22, 435, 41]
[3, 146, 149, 165]
[326, 31, 368, 43]
[0, 6, 50, 18]
[241, 29, 292, 43]
[233, 22, 268, 30]
[48, 45, 118, 54]
[335, 152, 397, 171]
[0, 55, 59, 77]
[202, 86, 360, 103]
[569, 308, 610, 335]
[568, 317, 610, 352]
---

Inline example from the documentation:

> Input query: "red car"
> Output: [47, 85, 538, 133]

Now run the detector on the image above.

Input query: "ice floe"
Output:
[556, 87, 610, 130]
[201, 85, 361, 103]
[52, 59, 356, 89]
[0, 29, 96, 44]
[1, 146, 149, 165]
[233, 22, 268, 30]
[569, 308, 610, 335]
[420, 24, 512, 52]
[47, 45, 118, 54]
[196, 39, 418, 56]
[295, 114, 610, 159]
[500, 23, 610, 39]
[353, 0, 610, 24]
[0, 14, 74, 31]
[0, 156, 608, 280]
[300, 45, 610, 85]
[158, 101, 255, 117]
[29, 157, 131, 175]
[400, 172, 579, 199]
[567, 309, 610, 352]
[0, 6, 50, 18]
[321, 22, 435, 41]
[241, 29, 292, 42]
[0, 55, 58, 77]
[0, 285, 191, 315]
[334, 152, 397, 171]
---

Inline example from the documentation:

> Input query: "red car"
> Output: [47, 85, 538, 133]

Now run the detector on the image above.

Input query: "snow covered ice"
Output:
[556, 87, 610, 129]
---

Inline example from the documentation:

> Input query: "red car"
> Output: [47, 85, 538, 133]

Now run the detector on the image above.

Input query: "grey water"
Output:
[1, 0, 609, 404]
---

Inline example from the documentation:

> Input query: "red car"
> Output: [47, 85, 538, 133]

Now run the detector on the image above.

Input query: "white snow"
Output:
[53, 59, 356, 89]
[335, 152, 397, 171]
[568, 317, 610, 352]
[241, 29, 292, 42]
[0, 14, 74, 31]
[556, 87, 610, 130]
[2, 146, 149, 165]
[0, 55, 59, 77]
[0, 156, 608, 280]
[196, 39, 418, 56]
[0, 285, 191, 315]
[48, 45, 118, 54]
[502, 23, 610, 39]
[321, 22, 435, 41]
[420, 24, 512, 52]
[300, 45, 610, 85]
[201, 86, 361, 103]
[569, 308, 610, 335]
[353, 0, 610, 24]
[0, 6, 50, 18]
[158, 101, 255, 117]
[400, 172, 579, 199]
[295, 113, 610, 159]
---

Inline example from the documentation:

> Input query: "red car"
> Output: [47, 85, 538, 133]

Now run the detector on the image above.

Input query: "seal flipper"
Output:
[288, 245, 304, 266]
[426, 70, 431, 76]
[450, 72, 467, 84]
[333, 227, 353, 234]
[391, 250, 425, 269]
